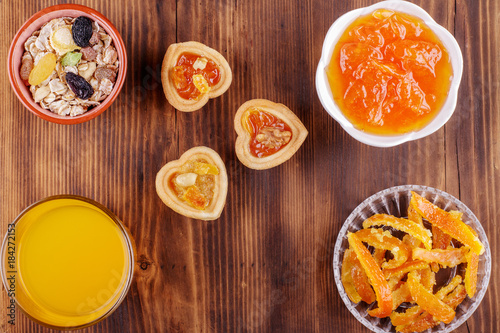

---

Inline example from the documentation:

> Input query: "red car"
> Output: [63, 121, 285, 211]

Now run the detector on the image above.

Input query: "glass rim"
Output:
[0, 194, 136, 330]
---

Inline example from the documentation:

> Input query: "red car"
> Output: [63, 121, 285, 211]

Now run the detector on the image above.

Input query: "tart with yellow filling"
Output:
[161, 41, 232, 112]
[155, 146, 228, 220]
[234, 99, 308, 169]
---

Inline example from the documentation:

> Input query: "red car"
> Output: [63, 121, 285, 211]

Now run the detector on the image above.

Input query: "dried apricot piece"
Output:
[362, 214, 432, 249]
[354, 228, 411, 269]
[347, 232, 392, 318]
[341, 248, 362, 304]
[194, 162, 219, 175]
[411, 192, 484, 255]
[464, 249, 479, 298]
[406, 271, 455, 324]
[412, 247, 467, 268]
[182, 185, 207, 210]
[383, 260, 428, 279]
[28, 53, 57, 86]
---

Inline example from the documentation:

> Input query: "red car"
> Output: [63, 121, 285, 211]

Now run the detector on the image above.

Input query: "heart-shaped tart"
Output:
[234, 99, 308, 169]
[161, 41, 232, 112]
[155, 146, 228, 220]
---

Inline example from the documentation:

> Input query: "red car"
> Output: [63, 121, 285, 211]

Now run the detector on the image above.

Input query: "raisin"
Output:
[20, 57, 34, 81]
[72, 16, 93, 47]
[65, 72, 94, 100]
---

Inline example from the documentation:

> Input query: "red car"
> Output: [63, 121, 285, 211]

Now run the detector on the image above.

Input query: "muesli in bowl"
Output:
[20, 15, 119, 117]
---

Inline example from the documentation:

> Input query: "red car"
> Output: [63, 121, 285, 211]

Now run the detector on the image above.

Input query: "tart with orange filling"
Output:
[234, 99, 308, 169]
[161, 41, 232, 112]
[155, 147, 228, 220]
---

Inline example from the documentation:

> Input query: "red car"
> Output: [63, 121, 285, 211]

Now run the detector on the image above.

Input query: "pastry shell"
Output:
[161, 41, 232, 112]
[234, 99, 308, 170]
[155, 146, 228, 220]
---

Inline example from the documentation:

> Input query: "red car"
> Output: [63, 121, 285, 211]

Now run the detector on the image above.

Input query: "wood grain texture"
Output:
[0, 0, 498, 332]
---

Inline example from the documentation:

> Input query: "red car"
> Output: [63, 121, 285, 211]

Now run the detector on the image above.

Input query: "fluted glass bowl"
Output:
[333, 185, 491, 332]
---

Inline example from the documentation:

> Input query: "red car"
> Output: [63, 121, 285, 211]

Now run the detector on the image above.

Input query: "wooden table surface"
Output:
[1, 0, 498, 332]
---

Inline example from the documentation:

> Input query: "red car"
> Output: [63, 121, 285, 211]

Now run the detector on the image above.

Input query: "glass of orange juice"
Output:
[1, 195, 135, 329]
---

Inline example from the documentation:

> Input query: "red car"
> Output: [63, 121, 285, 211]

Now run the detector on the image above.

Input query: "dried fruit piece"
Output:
[89, 31, 100, 46]
[341, 249, 362, 303]
[443, 283, 467, 308]
[182, 185, 207, 210]
[28, 53, 57, 86]
[392, 282, 412, 310]
[20, 53, 34, 81]
[349, 250, 376, 304]
[347, 232, 392, 318]
[194, 162, 219, 175]
[362, 214, 432, 249]
[406, 271, 455, 324]
[65, 72, 94, 100]
[407, 200, 423, 225]
[391, 305, 425, 326]
[418, 266, 435, 293]
[61, 51, 82, 67]
[464, 249, 479, 298]
[193, 74, 211, 94]
[50, 26, 80, 55]
[383, 260, 428, 279]
[373, 248, 386, 267]
[95, 67, 117, 84]
[354, 228, 411, 269]
[411, 192, 484, 255]
[430, 225, 452, 272]
[435, 275, 463, 298]
[412, 247, 467, 268]
[72, 16, 93, 47]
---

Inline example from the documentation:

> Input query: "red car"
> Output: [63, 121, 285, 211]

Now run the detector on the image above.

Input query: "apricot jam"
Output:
[243, 108, 293, 158]
[171, 53, 221, 100]
[326, 9, 453, 135]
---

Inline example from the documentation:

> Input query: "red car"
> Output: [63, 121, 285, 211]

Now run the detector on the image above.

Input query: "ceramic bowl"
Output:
[8, 4, 127, 124]
[315, 1, 463, 147]
[333, 185, 491, 332]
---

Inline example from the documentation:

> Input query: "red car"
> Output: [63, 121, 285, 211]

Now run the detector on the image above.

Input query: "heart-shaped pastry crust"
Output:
[155, 146, 228, 220]
[161, 41, 232, 112]
[234, 99, 308, 169]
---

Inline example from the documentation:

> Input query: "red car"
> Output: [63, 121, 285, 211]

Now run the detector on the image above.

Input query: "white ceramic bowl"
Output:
[333, 185, 491, 333]
[315, 1, 463, 147]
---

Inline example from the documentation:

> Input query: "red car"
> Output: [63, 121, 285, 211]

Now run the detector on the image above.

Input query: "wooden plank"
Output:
[0, 0, 497, 332]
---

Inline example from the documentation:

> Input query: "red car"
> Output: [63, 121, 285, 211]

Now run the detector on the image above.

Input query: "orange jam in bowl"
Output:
[326, 9, 453, 135]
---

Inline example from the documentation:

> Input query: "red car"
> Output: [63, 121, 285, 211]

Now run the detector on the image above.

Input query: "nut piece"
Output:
[78, 62, 97, 81]
[94, 67, 117, 84]
[175, 173, 198, 187]
[80, 46, 97, 61]
[20, 53, 34, 81]
[255, 127, 292, 149]
[193, 57, 208, 70]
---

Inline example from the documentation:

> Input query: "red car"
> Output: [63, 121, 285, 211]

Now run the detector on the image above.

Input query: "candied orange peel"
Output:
[411, 191, 484, 255]
[340, 191, 485, 333]
[412, 247, 467, 268]
[354, 228, 411, 269]
[347, 233, 393, 318]
[362, 214, 432, 249]
[341, 249, 362, 304]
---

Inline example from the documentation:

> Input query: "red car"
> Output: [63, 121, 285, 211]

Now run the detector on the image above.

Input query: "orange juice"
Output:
[1, 196, 134, 329]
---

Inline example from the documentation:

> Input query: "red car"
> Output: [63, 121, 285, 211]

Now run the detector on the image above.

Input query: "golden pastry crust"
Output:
[161, 41, 232, 112]
[234, 99, 308, 170]
[155, 146, 228, 220]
